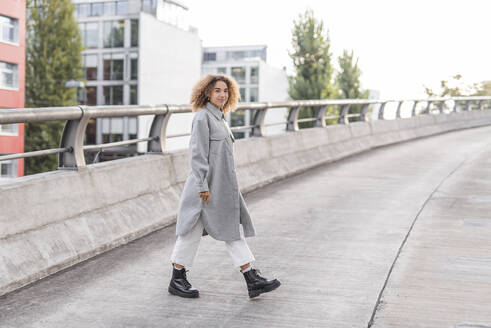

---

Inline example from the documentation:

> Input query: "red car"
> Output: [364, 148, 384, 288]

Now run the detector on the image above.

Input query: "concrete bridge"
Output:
[1, 98, 491, 327]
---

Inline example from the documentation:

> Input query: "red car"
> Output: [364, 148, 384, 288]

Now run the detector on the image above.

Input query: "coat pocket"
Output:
[209, 132, 228, 155]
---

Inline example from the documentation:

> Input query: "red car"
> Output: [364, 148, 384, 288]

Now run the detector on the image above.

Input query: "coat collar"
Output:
[205, 102, 225, 120]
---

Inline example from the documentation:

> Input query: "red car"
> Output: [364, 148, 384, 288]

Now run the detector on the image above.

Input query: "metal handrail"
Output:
[1, 96, 490, 170]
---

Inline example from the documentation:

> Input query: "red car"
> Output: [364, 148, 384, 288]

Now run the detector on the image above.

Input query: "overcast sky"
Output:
[185, 0, 491, 98]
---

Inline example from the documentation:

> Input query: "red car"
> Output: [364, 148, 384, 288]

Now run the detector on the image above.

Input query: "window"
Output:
[228, 51, 245, 60]
[128, 117, 137, 139]
[0, 123, 18, 135]
[79, 22, 98, 49]
[217, 67, 227, 74]
[250, 66, 259, 84]
[142, 0, 157, 13]
[91, 2, 104, 16]
[249, 87, 258, 102]
[0, 61, 18, 89]
[81, 86, 97, 106]
[76, 3, 90, 18]
[85, 118, 97, 145]
[239, 87, 246, 102]
[130, 58, 138, 80]
[0, 14, 19, 44]
[104, 2, 116, 15]
[130, 85, 138, 105]
[103, 54, 124, 80]
[103, 20, 124, 48]
[0, 160, 17, 179]
[83, 54, 98, 80]
[116, 0, 128, 15]
[102, 117, 123, 143]
[131, 20, 138, 47]
[231, 66, 246, 84]
[203, 52, 216, 62]
[103, 85, 123, 105]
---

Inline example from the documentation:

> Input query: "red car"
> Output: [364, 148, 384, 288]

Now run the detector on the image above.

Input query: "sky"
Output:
[185, 0, 491, 98]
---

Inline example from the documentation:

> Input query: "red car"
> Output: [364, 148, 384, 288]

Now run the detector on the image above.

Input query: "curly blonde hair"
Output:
[190, 74, 240, 114]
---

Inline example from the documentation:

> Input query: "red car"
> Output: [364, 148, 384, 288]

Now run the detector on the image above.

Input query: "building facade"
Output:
[0, 0, 25, 179]
[73, 0, 201, 157]
[202, 45, 289, 138]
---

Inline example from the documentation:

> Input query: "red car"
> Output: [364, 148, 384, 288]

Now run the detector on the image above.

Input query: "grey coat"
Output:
[176, 102, 256, 241]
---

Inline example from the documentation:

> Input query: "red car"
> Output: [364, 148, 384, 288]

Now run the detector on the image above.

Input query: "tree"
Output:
[336, 49, 368, 121]
[25, 0, 84, 175]
[423, 74, 477, 97]
[289, 9, 334, 128]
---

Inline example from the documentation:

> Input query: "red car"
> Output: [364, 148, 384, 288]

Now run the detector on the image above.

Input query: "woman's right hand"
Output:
[200, 191, 210, 204]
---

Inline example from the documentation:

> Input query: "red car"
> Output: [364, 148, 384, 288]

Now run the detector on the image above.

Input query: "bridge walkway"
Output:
[1, 126, 491, 327]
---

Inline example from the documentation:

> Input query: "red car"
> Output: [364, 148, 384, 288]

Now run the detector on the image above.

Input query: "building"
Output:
[73, 0, 201, 158]
[201, 45, 289, 138]
[0, 0, 25, 179]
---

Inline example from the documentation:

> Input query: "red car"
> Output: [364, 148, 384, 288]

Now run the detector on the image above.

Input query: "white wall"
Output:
[138, 12, 202, 152]
[259, 61, 289, 135]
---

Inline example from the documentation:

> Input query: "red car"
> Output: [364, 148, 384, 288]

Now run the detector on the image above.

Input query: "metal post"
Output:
[438, 101, 445, 114]
[425, 101, 432, 114]
[286, 106, 300, 131]
[338, 104, 350, 124]
[359, 104, 369, 122]
[378, 102, 387, 120]
[58, 105, 89, 169]
[148, 105, 171, 153]
[251, 108, 268, 137]
[314, 105, 327, 127]
[411, 101, 419, 117]
[395, 101, 403, 118]
[453, 100, 459, 112]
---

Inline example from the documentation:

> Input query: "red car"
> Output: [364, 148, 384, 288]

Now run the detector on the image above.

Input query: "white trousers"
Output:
[170, 219, 255, 268]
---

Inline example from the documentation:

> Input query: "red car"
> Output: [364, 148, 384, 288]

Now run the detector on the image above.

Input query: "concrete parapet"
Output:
[2, 110, 491, 296]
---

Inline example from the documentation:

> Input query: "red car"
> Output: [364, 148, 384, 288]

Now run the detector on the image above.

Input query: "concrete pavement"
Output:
[1, 125, 491, 327]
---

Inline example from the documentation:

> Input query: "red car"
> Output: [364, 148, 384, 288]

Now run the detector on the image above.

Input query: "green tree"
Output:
[336, 49, 368, 121]
[289, 9, 334, 128]
[25, 0, 84, 175]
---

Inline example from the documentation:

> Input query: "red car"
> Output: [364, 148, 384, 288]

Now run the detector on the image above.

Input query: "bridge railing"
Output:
[0, 96, 490, 170]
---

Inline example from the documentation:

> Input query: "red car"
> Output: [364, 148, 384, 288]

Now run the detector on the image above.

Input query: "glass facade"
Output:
[130, 85, 138, 105]
[79, 22, 98, 49]
[100, 117, 137, 143]
[0, 160, 17, 178]
[203, 52, 216, 62]
[103, 54, 124, 80]
[103, 85, 124, 105]
[0, 123, 18, 135]
[249, 87, 259, 102]
[130, 58, 138, 80]
[141, 0, 157, 13]
[0, 14, 19, 44]
[82, 86, 97, 106]
[83, 54, 98, 80]
[0, 61, 18, 89]
[76, 1, 130, 17]
[103, 20, 124, 48]
[131, 19, 138, 47]
[250, 66, 259, 84]
[231, 66, 246, 83]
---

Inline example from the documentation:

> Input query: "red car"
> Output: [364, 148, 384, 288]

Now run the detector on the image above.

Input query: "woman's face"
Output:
[209, 80, 229, 109]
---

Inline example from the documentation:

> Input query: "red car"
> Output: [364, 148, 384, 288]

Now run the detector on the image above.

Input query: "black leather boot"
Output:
[168, 266, 199, 298]
[242, 268, 281, 298]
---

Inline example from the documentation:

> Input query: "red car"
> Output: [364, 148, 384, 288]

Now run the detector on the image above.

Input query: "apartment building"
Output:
[73, 0, 201, 157]
[0, 0, 25, 179]
[202, 45, 289, 138]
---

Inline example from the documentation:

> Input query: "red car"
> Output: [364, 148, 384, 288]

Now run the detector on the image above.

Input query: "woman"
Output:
[168, 74, 281, 299]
